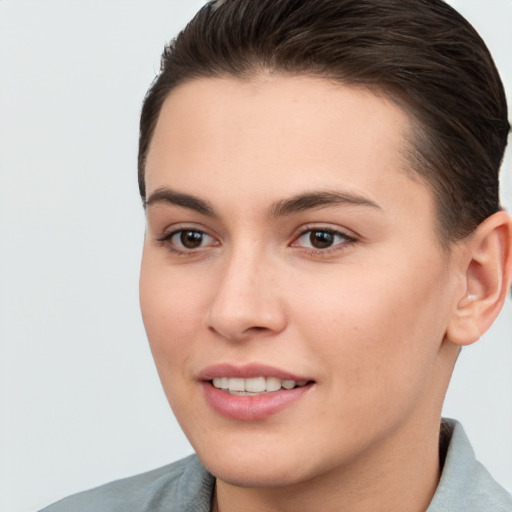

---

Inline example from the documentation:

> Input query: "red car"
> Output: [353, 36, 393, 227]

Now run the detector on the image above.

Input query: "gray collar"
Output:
[427, 418, 512, 511]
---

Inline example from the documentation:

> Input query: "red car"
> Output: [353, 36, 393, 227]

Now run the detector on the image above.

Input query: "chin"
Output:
[202, 456, 315, 489]
[191, 430, 340, 490]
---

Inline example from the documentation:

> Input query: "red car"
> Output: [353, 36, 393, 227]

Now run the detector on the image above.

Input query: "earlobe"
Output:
[446, 210, 512, 347]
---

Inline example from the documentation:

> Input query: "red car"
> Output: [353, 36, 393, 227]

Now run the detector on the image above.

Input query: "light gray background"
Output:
[0, 1, 510, 511]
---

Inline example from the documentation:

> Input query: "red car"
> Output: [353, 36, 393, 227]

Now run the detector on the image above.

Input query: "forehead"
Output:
[145, 74, 433, 225]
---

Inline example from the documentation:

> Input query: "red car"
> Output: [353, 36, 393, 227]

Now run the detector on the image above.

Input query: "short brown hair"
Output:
[138, 0, 509, 242]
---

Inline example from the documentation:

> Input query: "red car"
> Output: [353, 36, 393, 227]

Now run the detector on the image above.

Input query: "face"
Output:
[140, 75, 462, 488]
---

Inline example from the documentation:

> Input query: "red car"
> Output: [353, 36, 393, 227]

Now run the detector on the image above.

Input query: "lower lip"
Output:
[202, 382, 313, 421]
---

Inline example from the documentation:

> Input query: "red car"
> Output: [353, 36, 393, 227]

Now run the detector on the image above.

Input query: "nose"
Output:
[206, 248, 287, 342]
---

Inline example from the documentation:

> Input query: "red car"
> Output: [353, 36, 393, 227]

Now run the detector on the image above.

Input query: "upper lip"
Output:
[198, 363, 313, 382]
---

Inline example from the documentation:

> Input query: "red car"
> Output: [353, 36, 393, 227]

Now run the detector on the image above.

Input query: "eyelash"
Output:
[156, 227, 218, 256]
[291, 226, 357, 256]
[155, 226, 357, 257]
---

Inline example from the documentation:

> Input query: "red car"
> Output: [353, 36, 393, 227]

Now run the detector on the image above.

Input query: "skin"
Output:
[139, 75, 507, 512]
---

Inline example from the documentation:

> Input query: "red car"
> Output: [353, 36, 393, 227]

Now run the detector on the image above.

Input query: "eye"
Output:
[158, 228, 218, 252]
[174, 230, 209, 249]
[292, 228, 355, 251]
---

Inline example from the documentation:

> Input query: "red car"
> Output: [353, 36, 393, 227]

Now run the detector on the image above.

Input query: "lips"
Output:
[199, 364, 315, 420]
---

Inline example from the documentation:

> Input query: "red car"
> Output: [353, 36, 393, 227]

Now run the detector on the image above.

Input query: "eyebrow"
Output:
[270, 190, 381, 216]
[144, 187, 215, 216]
[144, 187, 381, 217]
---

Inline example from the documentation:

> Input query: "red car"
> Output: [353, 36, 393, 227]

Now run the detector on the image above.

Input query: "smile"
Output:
[200, 365, 315, 420]
[211, 376, 308, 395]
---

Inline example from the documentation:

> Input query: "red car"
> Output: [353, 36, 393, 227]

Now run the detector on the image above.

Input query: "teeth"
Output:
[211, 376, 307, 393]
[265, 377, 281, 392]
[229, 378, 245, 392]
[282, 379, 295, 389]
[213, 377, 231, 389]
[245, 377, 266, 392]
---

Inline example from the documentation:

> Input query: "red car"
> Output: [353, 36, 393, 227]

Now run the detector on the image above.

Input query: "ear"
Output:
[447, 210, 512, 346]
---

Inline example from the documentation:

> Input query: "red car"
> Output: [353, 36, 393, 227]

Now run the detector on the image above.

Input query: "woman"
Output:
[40, 0, 512, 510]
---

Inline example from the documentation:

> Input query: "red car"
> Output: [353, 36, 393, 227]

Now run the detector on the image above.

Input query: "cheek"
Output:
[139, 252, 206, 372]
[139, 263, 209, 425]
[294, 257, 450, 394]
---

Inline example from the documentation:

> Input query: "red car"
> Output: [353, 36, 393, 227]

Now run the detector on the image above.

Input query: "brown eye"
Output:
[180, 230, 204, 249]
[309, 230, 335, 249]
[164, 229, 217, 252]
[292, 228, 355, 252]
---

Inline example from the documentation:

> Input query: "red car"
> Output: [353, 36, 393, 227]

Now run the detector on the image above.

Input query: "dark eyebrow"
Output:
[270, 190, 381, 217]
[144, 187, 215, 216]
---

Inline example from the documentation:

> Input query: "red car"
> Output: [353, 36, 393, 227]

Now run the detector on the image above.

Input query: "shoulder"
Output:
[39, 454, 215, 512]
[428, 419, 512, 512]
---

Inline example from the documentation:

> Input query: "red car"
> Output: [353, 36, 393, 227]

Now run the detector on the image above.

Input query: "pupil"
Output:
[310, 230, 334, 249]
[180, 231, 203, 249]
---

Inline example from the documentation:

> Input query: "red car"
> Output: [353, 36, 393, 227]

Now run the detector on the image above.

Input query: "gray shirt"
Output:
[40, 419, 512, 512]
